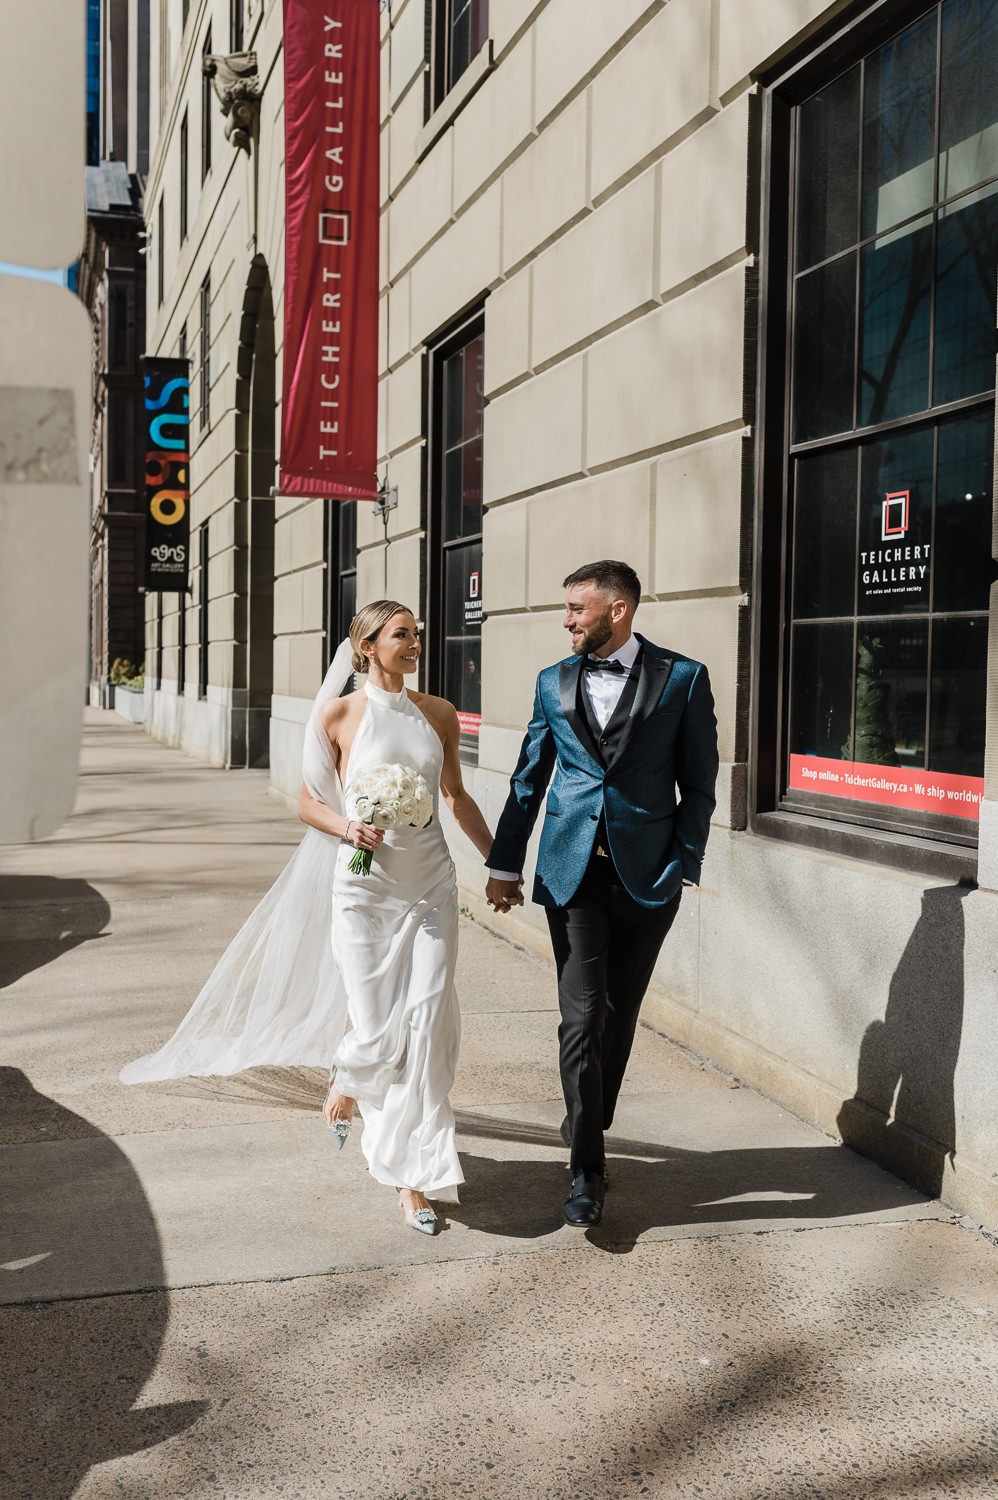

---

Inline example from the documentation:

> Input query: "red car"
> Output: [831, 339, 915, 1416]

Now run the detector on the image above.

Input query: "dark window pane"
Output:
[471, 0, 489, 56]
[443, 540, 482, 721]
[858, 216, 932, 426]
[853, 620, 928, 768]
[934, 408, 994, 611]
[339, 498, 357, 568]
[450, 3, 470, 87]
[789, 621, 855, 761]
[858, 426, 934, 615]
[463, 334, 484, 437]
[861, 12, 937, 241]
[939, 0, 998, 200]
[339, 572, 356, 645]
[930, 615, 988, 775]
[793, 253, 856, 441]
[443, 446, 464, 540]
[444, 347, 464, 448]
[792, 446, 859, 619]
[933, 181, 998, 405]
[796, 67, 860, 270]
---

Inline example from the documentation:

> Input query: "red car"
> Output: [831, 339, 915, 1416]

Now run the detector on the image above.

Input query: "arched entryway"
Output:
[235, 256, 276, 768]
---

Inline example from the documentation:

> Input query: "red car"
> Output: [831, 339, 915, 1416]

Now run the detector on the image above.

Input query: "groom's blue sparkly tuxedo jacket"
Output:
[487, 636, 719, 909]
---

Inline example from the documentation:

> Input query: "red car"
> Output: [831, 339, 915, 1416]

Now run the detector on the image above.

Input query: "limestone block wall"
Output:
[144, 0, 301, 770]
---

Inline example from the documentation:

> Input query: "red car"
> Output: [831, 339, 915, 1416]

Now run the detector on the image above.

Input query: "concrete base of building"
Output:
[145, 682, 247, 768]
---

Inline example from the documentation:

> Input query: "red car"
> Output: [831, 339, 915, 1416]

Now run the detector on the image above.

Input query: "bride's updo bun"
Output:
[349, 599, 413, 674]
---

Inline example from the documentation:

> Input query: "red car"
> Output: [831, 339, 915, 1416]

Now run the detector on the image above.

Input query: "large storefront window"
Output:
[778, 0, 996, 844]
[430, 313, 484, 761]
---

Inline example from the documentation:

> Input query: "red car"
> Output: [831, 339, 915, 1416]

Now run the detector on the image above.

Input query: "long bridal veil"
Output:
[120, 639, 356, 1084]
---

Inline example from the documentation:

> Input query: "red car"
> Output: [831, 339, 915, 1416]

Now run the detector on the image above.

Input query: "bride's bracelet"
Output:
[343, 820, 354, 843]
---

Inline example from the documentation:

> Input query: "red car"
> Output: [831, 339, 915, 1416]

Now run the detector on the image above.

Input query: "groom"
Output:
[485, 560, 718, 1227]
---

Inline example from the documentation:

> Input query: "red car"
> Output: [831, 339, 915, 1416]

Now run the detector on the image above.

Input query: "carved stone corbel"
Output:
[202, 51, 263, 154]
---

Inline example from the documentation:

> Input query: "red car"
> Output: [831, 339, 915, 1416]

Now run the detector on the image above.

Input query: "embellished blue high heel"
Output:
[397, 1188, 438, 1235]
[323, 1068, 352, 1150]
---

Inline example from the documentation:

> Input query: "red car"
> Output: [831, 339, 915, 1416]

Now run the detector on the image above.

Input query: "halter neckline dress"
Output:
[331, 680, 463, 1201]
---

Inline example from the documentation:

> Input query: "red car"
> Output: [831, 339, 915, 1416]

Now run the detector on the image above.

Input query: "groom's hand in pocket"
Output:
[486, 876, 524, 914]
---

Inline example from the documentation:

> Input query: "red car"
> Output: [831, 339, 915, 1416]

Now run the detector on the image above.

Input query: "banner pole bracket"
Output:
[373, 481, 398, 521]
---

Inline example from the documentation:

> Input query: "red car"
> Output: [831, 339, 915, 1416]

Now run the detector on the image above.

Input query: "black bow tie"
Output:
[583, 656, 627, 674]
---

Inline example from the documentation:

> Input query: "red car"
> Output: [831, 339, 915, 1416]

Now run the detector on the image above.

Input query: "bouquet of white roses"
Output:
[345, 762, 433, 875]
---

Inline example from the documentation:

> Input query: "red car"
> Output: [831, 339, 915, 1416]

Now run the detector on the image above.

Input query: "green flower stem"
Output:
[347, 847, 373, 876]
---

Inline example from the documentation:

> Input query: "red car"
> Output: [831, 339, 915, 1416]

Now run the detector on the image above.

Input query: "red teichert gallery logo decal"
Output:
[881, 488, 909, 539]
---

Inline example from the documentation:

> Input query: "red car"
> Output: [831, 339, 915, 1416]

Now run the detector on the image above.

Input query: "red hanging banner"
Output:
[280, 0, 380, 500]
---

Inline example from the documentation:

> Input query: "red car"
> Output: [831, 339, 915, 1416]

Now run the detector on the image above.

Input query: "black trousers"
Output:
[546, 849, 681, 1173]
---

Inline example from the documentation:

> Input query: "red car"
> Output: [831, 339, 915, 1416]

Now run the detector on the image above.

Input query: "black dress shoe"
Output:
[564, 1167, 607, 1227]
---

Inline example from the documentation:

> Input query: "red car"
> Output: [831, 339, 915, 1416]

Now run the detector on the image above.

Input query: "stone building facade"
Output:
[143, 0, 998, 1225]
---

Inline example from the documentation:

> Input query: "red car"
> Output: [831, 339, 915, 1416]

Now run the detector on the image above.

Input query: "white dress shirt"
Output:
[581, 632, 640, 729]
[487, 636, 640, 882]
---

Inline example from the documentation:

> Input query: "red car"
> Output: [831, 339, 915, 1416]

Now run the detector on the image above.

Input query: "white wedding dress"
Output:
[120, 641, 463, 1203]
[332, 680, 462, 1201]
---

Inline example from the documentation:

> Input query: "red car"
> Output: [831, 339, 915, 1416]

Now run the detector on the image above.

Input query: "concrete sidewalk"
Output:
[2, 709, 997, 1499]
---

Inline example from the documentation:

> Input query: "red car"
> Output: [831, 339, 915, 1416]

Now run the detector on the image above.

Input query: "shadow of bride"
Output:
[450, 1118, 929, 1248]
[1, 1069, 206, 1497]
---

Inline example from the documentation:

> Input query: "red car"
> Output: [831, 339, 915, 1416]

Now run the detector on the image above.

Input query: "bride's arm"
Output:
[297, 700, 382, 850]
[437, 704, 495, 861]
[298, 783, 383, 851]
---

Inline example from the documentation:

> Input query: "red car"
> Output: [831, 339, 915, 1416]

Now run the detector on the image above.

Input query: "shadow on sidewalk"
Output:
[451, 1114, 928, 1247]
[0, 877, 110, 990]
[0, 1070, 206, 1497]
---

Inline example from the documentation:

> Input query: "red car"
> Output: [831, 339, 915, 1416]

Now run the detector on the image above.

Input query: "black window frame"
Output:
[427, 306, 486, 765]
[753, 0, 994, 881]
[156, 194, 164, 307]
[199, 272, 211, 432]
[179, 108, 189, 244]
[198, 518, 210, 698]
[431, 0, 490, 110]
[201, 25, 213, 182]
[325, 498, 359, 665]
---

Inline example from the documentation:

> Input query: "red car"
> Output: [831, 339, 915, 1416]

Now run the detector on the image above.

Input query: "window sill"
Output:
[416, 41, 494, 162]
[751, 808, 978, 884]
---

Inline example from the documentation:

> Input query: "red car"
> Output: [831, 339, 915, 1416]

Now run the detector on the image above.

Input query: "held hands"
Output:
[486, 876, 524, 914]
[344, 819, 384, 853]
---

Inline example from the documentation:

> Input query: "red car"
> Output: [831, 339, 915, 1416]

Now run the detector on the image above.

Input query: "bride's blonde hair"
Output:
[349, 599, 414, 674]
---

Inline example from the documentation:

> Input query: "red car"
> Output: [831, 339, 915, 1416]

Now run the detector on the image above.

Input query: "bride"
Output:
[121, 599, 499, 1236]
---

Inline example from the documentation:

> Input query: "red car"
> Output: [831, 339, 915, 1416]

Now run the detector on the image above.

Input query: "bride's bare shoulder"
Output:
[410, 691, 459, 726]
[318, 689, 365, 731]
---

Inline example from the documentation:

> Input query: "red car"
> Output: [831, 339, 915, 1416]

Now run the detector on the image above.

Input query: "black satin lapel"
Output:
[559, 658, 600, 762]
[611, 651, 674, 765]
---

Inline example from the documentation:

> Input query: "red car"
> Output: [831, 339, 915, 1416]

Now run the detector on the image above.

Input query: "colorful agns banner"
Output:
[279, 0, 380, 500]
[143, 357, 190, 592]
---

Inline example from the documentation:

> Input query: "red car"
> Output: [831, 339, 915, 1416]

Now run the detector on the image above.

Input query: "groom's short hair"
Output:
[563, 559, 641, 609]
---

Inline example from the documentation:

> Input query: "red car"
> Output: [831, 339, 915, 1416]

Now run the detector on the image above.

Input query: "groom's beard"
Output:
[571, 609, 614, 657]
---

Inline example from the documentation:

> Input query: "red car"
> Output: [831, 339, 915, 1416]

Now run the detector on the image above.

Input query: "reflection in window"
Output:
[860, 11, 936, 241]
[858, 216, 932, 426]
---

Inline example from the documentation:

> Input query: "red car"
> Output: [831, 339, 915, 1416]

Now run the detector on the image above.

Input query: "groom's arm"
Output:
[673, 663, 719, 887]
[486, 677, 557, 878]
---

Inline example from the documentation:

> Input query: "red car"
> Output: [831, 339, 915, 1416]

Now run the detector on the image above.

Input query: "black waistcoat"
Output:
[575, 654, 642, 768]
